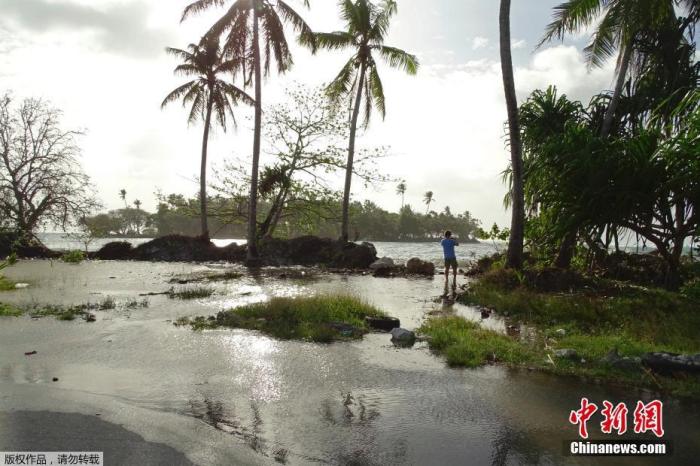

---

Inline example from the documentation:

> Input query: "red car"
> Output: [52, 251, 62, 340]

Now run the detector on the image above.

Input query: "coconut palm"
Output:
[162, 38, 253, 240]
[133, 199, 142, 210]
[119, 189, 128, 208]
[423, 191, 434, 213]
[181, 0, 314, 263]
[539, 0, 685, 137]
[396, 181, 407, 209]
[312, 0, 418, 242]
[500, 0, 525, 269]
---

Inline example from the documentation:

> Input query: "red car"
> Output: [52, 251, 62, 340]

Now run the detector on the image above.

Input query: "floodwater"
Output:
[1, 260, 699, 465]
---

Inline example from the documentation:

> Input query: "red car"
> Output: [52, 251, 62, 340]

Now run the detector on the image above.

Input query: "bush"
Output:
[680, 278, 700, 301]
[61, 250, 86, 264]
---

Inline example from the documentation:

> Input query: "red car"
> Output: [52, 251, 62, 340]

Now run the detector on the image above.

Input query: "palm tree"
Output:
[500, 0, 525, 269]
[396, 181, 407, 209]
[119, 189, 128, 208]
[182, 0, 314, 263]
[539, 0, 682, 137]
[133, 199, 142, 210]
[162, 38, 253, 240]
[423, 191, 434, 213]
[312, 0, 418, 242]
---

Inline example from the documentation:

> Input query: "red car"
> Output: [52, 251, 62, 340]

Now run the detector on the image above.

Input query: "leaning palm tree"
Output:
[181, 0, 314, 263]
[539, 0, 682, 137]
[312, 0, 418, 242]
[396, 181, 407, 209]
[500, 0, 525, 269]
[423, 191, 434, 213]
[162, 38, 253, 240]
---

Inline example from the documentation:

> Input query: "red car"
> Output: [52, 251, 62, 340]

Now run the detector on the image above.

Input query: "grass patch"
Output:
[167, 286, 215, 300]
[61, 250, 86, 264]
[180, 295, 388, 343]
[444, 269, 700, 398]
[28, 304, 89, 321]
[0, 302, 22, 316]
[0, 277, 15, 291]
[419, 316, 534, 367]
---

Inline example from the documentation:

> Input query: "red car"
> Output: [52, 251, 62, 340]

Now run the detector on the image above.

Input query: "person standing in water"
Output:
[441, 230, 459, 291]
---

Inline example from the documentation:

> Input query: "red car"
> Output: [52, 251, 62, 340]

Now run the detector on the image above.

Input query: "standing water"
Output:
[1, 250, 698, 464]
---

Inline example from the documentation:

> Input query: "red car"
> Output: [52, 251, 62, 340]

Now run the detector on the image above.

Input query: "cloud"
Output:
[471, 36, 490, 50]
[0, 0, 174, 58]
[512, 39, 527, 49]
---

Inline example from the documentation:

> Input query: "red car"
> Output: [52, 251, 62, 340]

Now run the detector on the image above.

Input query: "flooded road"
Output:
[1, 261, 699, 465]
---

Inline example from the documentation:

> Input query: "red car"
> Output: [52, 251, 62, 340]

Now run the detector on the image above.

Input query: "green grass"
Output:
[61, 250, 86, 264]
[181, 295, 388, 343]
[167, 286, 215, 300]
[418, 316, 534, 367]
[440, 270, 700, 398]
[0, 302, 22, 316]
[460, 277, 700, 352]
[0, 277, 15, 291]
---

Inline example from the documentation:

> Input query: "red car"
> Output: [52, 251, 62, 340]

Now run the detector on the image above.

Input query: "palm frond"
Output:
[277, 0, 316, 51]
[326, 56, 358, 101]
[539, 0, 605, 46]
[362, 73, 372, 127]
[368, 65, 386, 119]
[219, 81, 255, 106]
[182, 0, 226, 21]
[377, 45, 419, 74]
[174, 64, 202, 76]
[187, 90, 205, 125]
[165, 46, 195, 62]
[369, 0, 397, 42]
[582, 7, 621, 68]
[161, 81, 198, 109]
[313, 32, 355, 51]
[261, 7, 293, 74]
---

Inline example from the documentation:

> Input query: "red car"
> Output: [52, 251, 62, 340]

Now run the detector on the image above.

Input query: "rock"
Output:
[85, 313, 96, 322]
[24, 350, 37, 356]
[642, 352, 700, 374]
[480, 308, 491, 319]
[554, 348, 578, 360]
[52, 377, 59, 382]
[390, 328, 416, 345]
[93, 241, 133, 260]
[0, 231, 58, 259]
[370, 257, 395, 270]
[405, 258, 435, 276]
[14, 283, 29, 289]
[327, 322, 361, 338]
[365, 316, 400, 332]
[555, 328, 567, 337]
[132, 235, 220, 262]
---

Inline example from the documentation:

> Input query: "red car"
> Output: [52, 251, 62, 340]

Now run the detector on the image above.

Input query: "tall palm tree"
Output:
[162, 38, 253, 240]
[312, 0, 418, 242]
[396, 181, 407, 209]
[500, 0, 525, 269]
[119, 189, 128, 208]
[133, 199, 142, 210]
[539, 0, 682, 137]
[182, 0, 314, 263]
[423, 191, 434, 213]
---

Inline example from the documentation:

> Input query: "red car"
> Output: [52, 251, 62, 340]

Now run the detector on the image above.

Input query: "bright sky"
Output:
[0, 0, 617, 228]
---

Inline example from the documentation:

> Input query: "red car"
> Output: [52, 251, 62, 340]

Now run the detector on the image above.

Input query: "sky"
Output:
[0, 0, 618, 228]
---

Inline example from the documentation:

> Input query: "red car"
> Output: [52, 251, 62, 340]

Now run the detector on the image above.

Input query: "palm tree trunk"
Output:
[200, 94, 214, 240]
[340, 62, 367, 242]
[601, 44, 633, 138]
[246, 7, 263, 265]
[500, 0, 525, 269]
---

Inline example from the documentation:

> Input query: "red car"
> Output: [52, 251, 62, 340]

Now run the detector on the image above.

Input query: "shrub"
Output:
[61, 250, 86, 264]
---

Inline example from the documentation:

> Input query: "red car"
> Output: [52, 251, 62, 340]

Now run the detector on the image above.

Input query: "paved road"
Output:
[0, 411, 194, 465]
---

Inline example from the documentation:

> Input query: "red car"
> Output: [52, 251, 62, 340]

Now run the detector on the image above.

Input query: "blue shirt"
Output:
[441, 238, 458, 259]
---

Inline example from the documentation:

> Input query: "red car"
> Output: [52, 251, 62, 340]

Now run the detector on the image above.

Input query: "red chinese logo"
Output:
[569, 398, 598, 439]
[569, 398, 664, 439]
[633, 400, 665, 438]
